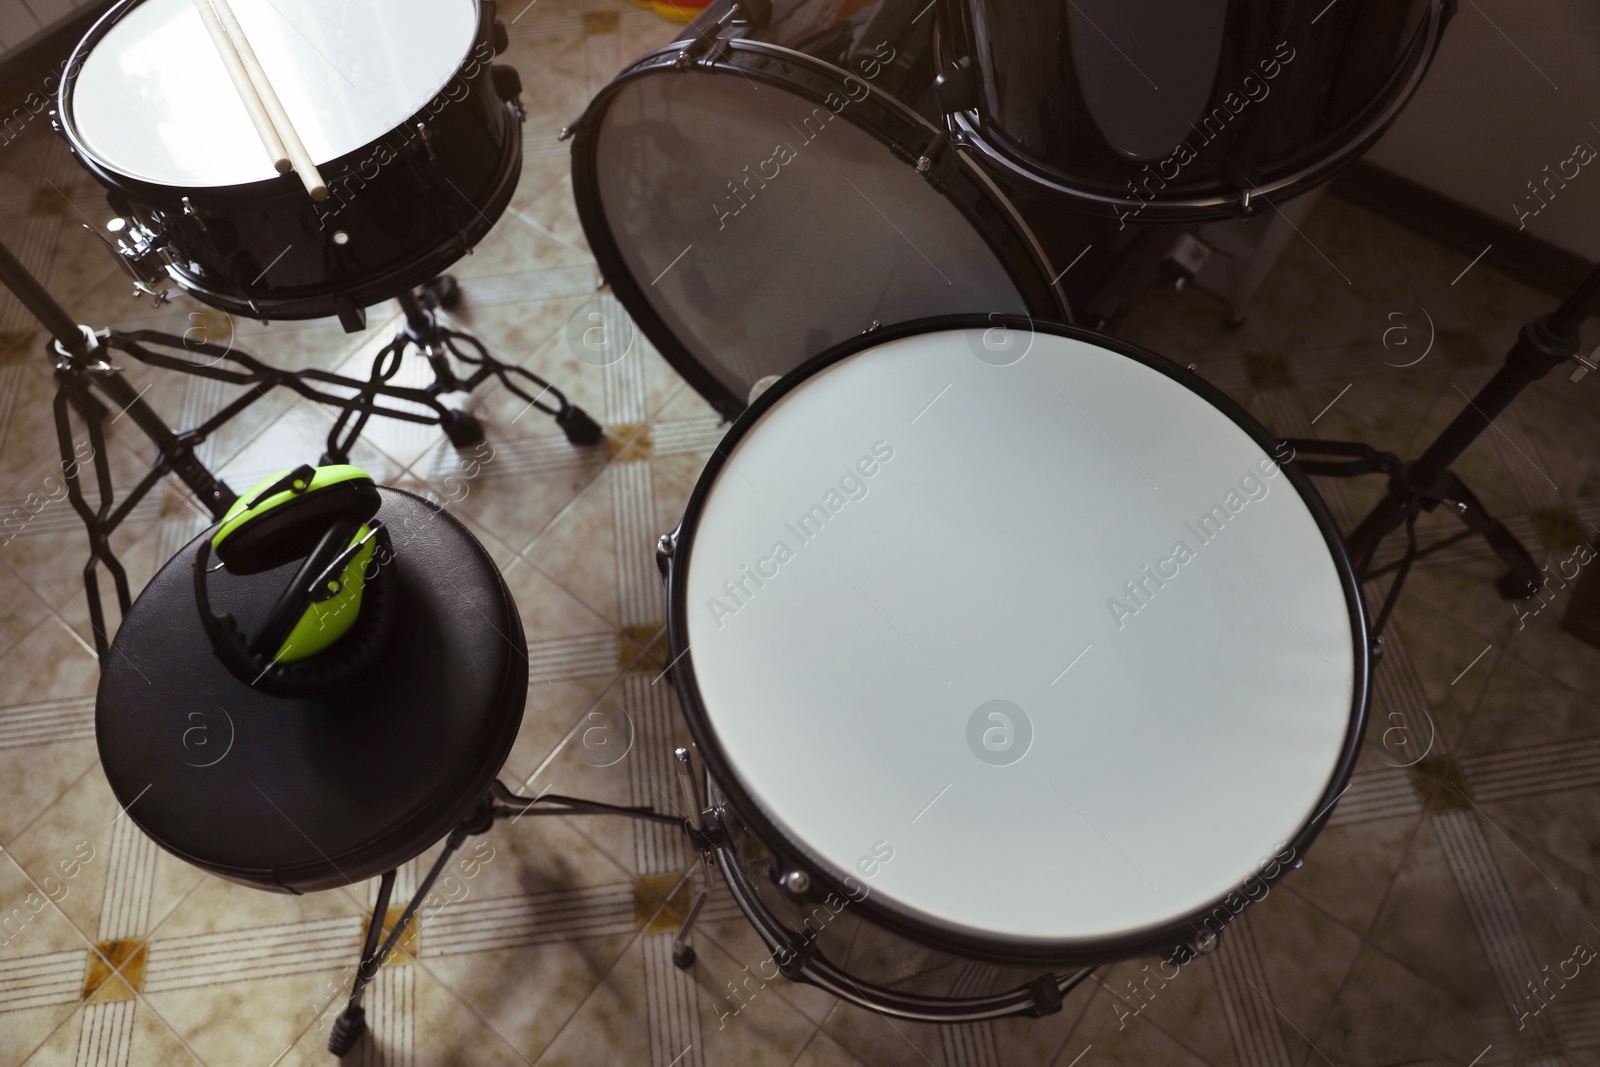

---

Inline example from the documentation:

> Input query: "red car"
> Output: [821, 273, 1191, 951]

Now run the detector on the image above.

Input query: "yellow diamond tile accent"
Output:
[370, 903, 419, 967]
[635, 871, 692, 934]
[618, 625, 666, 674]
[0, 329, 36, 358]
[607, 424, 652, 463]
[583, 11, 620, 33]
[1408, 756, 1471, 811]
[82, 940, 146, 1002]
[186, 309, 233, 346]
[607, 425, 653, 463]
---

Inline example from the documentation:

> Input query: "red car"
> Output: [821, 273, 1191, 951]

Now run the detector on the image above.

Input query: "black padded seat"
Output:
[96, 487, 527, 894]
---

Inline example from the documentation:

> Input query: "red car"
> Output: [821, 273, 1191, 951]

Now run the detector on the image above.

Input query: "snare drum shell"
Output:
[57, 0, 519, 322]
[664, 316, 1371, 970]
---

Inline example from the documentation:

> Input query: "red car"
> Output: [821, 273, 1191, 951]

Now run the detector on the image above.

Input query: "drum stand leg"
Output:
[672, 888, 709, 970]
[0, 236, 608, 663]
[327, 781, 682, 1057]
[1282, 259, 1600, 640]
[322, 284, 604, 464]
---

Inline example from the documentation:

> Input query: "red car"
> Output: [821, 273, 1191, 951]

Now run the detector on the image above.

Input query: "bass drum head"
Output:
[942, 0, 1443, 219]
[572, 43, 1069, 419]
[65, 0, 479, 188]
[668, 317, 1369, 965]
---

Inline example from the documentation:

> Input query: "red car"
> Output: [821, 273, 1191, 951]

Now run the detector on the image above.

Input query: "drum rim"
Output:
[664, 314, 1372, 967]
[57, 0, 490, 195]
[933, 0, 1444, 220]
[568, 35, 1073, 421]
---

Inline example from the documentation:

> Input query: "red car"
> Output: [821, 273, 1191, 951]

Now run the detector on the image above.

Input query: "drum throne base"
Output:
[324, 780, 678, 1057]
[0, 236, 603, 662]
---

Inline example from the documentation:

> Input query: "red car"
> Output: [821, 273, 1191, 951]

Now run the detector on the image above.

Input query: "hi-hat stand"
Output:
[1286, 260, 1600, 638]
[0, 236, 603, 660]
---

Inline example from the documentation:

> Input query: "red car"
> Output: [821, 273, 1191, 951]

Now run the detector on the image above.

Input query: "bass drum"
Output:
[933, 0, 1448, 221]
[569, 0, 1073, 420]
[58, 0, 522, 323]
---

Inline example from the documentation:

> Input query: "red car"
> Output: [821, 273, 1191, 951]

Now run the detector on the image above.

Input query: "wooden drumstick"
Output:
[188, 0, 290, 175]
[205, 0, 329, 202]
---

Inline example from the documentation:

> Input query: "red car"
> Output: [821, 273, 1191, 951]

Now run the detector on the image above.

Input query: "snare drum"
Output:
[659, 316, 1369, 1018]
[58, 0, 520, 322]
[570, 2, 1076, 419]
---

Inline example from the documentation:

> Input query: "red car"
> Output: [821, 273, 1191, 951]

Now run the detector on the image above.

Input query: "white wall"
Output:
[1365, 0, 1600, 260]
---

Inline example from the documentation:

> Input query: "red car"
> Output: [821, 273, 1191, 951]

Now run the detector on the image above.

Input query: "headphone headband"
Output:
[193, 464, 394, 695]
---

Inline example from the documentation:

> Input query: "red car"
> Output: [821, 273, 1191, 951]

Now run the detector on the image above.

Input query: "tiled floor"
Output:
[3, 3, 1600, 1066]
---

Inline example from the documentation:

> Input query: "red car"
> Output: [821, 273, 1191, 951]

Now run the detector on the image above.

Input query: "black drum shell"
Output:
[56, 0, 519, 322]
[935, 0, 1446, 221]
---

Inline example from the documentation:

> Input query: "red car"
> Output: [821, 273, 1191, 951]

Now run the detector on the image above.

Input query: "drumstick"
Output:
[204, 0, 329, 202]
[188, 0, 290, 175]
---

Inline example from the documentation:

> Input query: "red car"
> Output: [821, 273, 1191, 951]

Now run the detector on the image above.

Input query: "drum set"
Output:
[5, 0, 1595, 1052]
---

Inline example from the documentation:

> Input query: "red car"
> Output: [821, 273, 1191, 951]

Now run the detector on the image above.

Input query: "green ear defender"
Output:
[194, 463, 395, 692]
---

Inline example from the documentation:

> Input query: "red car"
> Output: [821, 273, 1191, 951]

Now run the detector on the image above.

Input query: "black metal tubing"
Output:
[0, 237, 89, 352]
[661, 314, 1372, 970]
[1288, 258, 1600, 619]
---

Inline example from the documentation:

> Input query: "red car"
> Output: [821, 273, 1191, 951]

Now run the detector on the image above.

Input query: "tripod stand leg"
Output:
[53, 375, 129, 658]
[672, 888, 709, 970]
[1442, 475, 1543, 600]
[328, 829, 470, 1056]
[326, 869, 395, 1057]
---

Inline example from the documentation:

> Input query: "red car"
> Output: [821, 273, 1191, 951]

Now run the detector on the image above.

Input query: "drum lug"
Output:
[729, 0, 771, 28]
[911, 132, 960, 189]
[180, 196, 208, 234]
[933, 57, 977, 115]
[415, 123, 439, 164]
[655, 527, 679, 576]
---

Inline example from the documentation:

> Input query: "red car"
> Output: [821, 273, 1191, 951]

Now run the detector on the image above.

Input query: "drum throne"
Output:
[93, 485, 680, 1057]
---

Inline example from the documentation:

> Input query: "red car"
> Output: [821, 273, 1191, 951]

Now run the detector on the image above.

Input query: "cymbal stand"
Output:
[0, 236, 603, 660]
[1285, 259, 1600, 638]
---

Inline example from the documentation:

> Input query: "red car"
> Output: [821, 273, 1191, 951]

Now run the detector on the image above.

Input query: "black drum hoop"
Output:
[933, 0, 1444, 220]
[664, 314, 1372, 970]
[569, 36, 1073, 420]
[705, 782, 1095, 1022]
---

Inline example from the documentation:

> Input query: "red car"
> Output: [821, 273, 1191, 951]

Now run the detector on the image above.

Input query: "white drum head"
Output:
[67, 0, 478, 187]
[679, 323, 1363, 948]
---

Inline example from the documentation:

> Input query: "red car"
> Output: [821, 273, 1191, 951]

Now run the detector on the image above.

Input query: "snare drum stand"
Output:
[1284, 259, 1600, 638]
[0, 236, 603, 661]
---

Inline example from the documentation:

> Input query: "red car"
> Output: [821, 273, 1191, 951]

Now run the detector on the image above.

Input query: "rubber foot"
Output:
[327, 1006, 366, 1056]
[441, 410, 486, 449]
[673, 945, 696, 970]
[557, 406, 605, 446]
[420, 275, 462, 311]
